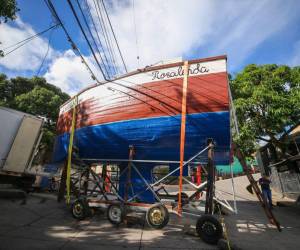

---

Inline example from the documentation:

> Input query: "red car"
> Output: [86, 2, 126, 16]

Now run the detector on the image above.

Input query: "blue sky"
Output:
[0, 0, 300, 94]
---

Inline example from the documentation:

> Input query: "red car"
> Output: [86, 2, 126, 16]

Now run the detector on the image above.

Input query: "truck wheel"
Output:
[107, 204, 124, 225]
[71, 199, 89, 220]
[196, 215, 223, 244]
[146, 204, 169, 229]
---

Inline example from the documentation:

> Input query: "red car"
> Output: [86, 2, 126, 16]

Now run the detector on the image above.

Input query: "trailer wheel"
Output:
[146, 204, 169, 229]
[107, 204, 124, 225]
[71, 199, 89, 220]
[196, 215, 223, 244]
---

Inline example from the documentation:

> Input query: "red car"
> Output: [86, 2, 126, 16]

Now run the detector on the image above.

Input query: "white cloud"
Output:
[104, 0, 299, 71]
[208, 0, 299, 69]
[107, 0, 215, 70]
[0, 18, 56, 71]
[1, 0, 299, 95]
[43, 50, 99, 96]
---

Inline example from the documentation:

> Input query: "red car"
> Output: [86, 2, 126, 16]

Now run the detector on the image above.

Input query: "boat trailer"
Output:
[58, 141, 237, 245]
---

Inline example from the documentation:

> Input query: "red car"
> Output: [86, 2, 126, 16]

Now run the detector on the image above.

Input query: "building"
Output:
[256, 124, 300, 200]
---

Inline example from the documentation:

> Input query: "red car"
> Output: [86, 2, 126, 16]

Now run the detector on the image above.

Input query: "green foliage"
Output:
[0, 0, 19, 23]
[0, 74, 70, 158]
[0, 0, 19, 57]
[231, 64, 300, 156]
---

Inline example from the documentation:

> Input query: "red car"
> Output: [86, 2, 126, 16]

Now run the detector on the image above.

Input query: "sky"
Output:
[0, 0, 300, 95]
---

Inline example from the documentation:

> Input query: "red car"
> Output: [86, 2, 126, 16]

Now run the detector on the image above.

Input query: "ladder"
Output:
[233, 143, 281, 232]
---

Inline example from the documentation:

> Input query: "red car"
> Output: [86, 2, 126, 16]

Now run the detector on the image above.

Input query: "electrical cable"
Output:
[1, 23, 59, 57]
[90, 0, 119, 76]
[44, 0, 100, 83]
[1, 23, 59, 51]
[36, 23, 55, 76]
[75, 0, 111, 79]
[66, 0, 108, 80]
[101, 0, 128, 73]
[94, 0, 119, 75]
[98, 1, 119, 75]
[84, 0, 116, 76]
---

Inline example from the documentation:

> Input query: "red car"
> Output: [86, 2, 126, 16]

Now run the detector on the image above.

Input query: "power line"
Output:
[94, 0, 119, 75]
[101, 0, 128, 73]
[66, 0, 108, 80]
[1, 23, 59, 57]
[36, 24, 55, 76]
[88, 0, 119, 76]
[84, 0, 117, 76]
[75, 0, 111, 79]
[1, 23, 59, 51]
[98, 1, 120, 75]
[44, 0, 100, 83]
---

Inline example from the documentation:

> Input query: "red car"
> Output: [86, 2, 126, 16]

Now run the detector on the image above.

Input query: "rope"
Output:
[217, 204, 231, 250]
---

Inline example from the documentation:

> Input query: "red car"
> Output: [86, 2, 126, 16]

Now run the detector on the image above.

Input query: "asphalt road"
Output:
[0, 194, 215, 250]
[0, 174, 300, 250]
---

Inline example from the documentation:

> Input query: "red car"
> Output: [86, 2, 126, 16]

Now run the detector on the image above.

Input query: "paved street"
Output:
[0, 194, 215, 250]
[0, 175, 299, 250]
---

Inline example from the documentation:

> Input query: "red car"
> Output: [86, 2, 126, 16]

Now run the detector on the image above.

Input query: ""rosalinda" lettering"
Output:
[151, 63, 209, 80]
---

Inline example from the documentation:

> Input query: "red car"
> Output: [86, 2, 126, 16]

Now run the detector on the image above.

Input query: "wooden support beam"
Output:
[178, 61, 189, 215]
[125, 146, 134, 203]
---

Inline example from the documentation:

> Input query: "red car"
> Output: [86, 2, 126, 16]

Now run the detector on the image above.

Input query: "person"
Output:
[259, 174, 273, 209]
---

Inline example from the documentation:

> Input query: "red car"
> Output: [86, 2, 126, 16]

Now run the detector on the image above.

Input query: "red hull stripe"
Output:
[57, 72, 229, 134]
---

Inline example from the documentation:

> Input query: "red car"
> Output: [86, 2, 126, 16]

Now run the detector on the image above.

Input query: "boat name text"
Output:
[151, 63, 209, 80]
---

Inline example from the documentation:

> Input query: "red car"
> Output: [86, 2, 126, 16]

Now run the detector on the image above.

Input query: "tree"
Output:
[0, 0, 19, 23]
[230, 64, 300, 157]
[0, 0, 19, 56]
[0, 75, 70, 161]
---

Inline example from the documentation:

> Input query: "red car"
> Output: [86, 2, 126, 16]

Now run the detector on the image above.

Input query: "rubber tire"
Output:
[196, 215, 223, 244]
[146, 204, 169, 229]
[71, 199, 89, 220]
[107, 204, 124, 225]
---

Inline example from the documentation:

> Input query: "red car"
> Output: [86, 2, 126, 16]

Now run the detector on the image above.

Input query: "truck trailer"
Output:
[0, 107, 44, 188]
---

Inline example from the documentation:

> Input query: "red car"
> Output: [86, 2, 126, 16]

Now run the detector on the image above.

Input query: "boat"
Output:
[53, 55, 231, 202]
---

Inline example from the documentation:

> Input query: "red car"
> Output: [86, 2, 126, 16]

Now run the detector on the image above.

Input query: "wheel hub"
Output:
[110, 207, 121, 222]
[202, 222, 216, 236]
[74, 204, 83, 215]
[150, 208, 163, 225]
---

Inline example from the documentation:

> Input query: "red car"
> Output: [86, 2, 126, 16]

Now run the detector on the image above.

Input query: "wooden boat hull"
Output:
[53, 55, 231, 165]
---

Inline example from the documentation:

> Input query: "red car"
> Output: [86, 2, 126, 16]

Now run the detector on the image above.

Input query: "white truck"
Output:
[0, 107, 44, 188]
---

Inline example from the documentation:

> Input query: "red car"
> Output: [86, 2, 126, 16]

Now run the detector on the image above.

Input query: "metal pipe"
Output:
[182, 177, 207, 190]
[150, 145, 210, 187]
[230, 162, 238, 214]
[81, 158, 206, 165]
[131, 163, 162, 203]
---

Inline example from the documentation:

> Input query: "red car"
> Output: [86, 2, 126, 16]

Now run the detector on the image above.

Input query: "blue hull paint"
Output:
[53, 111, 230, 164]
[53, 111, 230, 203]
